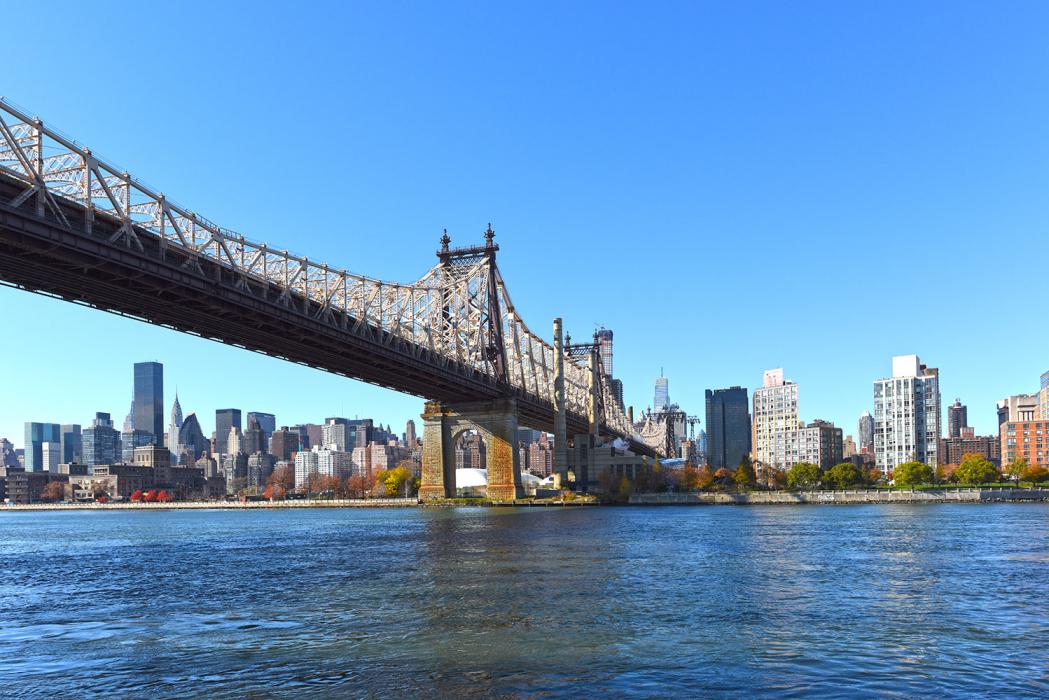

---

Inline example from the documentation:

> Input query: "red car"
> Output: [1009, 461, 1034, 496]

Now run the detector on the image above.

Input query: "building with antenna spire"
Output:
[168, 393, 183, 460]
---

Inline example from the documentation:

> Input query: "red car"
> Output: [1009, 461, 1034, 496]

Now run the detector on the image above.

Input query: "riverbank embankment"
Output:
[630, 488, 1049, 505]
[0, 498, 418, 511]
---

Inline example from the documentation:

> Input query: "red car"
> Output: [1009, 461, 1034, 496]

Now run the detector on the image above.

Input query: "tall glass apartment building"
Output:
[133, 361, 164, 443]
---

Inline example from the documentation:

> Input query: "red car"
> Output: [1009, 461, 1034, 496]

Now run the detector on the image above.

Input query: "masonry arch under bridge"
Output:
[419, 399, 523, 500]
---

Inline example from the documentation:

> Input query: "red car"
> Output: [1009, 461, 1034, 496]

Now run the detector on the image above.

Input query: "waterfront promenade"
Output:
[631, 487, 1049, 505]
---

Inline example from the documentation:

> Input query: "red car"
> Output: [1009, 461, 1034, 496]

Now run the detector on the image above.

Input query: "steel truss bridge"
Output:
[0, 98, 663, 456]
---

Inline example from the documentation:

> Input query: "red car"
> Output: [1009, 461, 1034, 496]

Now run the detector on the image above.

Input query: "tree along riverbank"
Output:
[630, 488, 1049, 505]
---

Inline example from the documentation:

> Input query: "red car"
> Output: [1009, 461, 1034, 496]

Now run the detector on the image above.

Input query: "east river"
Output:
[1, 504, 1047, 698]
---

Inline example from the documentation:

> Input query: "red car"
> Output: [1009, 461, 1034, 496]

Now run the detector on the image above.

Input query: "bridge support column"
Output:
[419, 398, 524, 502]
[419, 401, 457, 500]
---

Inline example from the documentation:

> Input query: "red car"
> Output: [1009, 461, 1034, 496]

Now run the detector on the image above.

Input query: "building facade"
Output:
[947, 399, 968, 439]
[23, 422, 60, 471]
[82, 413, 120, 467]
[132, 361, 164, 443]
[873, 355, 941, 475]
[940, 435, 1002, 467]
[795, 420, 844, 470]
[858, 411, 875, 453]
[60, 424, 82, 464]
[168, 394, 183, 459]
[214, 409, 242, 455]
[704, 387, 751, 470]
[1001, 419, 1048, 468]
[752, 369, 799, 471]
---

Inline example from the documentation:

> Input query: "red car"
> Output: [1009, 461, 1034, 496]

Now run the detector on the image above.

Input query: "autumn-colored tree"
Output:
[677, 465, 701, 492]
[345, 473, 371, 499]
[267, 464, 295, 496]
[734, 455, 757, 490]
[263, 482, 284, 500]
[143, 489, 159, 502]
[893, 461, 933, 487]
[156, 489, 173, 503]
[695, 465, 715, 491]
[1006, 457, 1030, 483]
[710, 467, 734, 492]
[129, 489, 144, 502]
[1021, 464, 1049, 483]
[767, 467, 788, 490]
[41, 480, 65, 502]
[786, 462, 822, 490]
[381, 465, 415, 497]
[955, 454, 999, 485]
[635, 462, 666, 493]
[824, 462, 861, 489]
[938, 463, 959, 483]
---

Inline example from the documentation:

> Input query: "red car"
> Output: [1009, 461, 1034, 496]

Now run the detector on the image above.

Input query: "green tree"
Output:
[894, 460, 933, 487]
[786, 462, 822, 490]
[825, 462, 860, 489]
[955, 454, 999, 485]
[734, 455, 757, 489]
[1006, 456, 1030, 483]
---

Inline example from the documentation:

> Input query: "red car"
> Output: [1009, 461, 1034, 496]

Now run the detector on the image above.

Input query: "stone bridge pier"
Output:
[419, 398, 523, 501]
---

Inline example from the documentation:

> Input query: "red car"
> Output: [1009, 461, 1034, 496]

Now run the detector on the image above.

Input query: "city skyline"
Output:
[3, 3, 1049, 444]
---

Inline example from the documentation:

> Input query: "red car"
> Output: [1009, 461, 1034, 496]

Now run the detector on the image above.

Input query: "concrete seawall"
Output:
[630, 488, 1049, 505]
[0, 498, 418, 511]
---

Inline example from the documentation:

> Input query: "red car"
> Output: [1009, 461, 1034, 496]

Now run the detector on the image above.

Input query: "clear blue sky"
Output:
[3, 1, 1048, 444]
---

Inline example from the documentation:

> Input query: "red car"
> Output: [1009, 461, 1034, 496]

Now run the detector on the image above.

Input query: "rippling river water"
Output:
[1, 504, 1047, 697]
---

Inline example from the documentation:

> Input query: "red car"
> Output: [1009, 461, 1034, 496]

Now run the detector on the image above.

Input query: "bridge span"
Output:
[0, 98, 661, 499]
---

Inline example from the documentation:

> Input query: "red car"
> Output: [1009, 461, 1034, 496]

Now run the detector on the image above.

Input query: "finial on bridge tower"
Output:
[440, 228, 450, 252]
[484, 222, 495, 246]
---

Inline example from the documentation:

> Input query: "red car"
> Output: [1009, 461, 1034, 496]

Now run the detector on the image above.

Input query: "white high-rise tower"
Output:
[873, 355, 941, 475]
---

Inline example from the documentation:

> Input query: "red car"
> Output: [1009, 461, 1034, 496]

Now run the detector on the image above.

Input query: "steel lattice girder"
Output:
[0, 97, 658, 455]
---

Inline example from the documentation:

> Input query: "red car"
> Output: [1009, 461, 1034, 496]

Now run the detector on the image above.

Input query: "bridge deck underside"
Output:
[0, 173, 605, 436]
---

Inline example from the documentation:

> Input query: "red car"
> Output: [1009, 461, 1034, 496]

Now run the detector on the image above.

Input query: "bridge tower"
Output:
[419, 227, 523, 501]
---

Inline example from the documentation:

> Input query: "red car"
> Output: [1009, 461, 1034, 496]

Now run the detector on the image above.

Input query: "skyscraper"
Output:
[405, 419, 417, 447]
[269, 427, 300, 461]
[168, 394, 183, 459]
[82, 412, 120, 466]
[23, 422, 60, 471]
[177, 413, 208, 463]
[596, 329, 614, 377]
[947, 399, 967, 439]
[654, 374, 670, 412]
[873, 354, 941, 475]
[1041, 370, 1049, 420]
[858, 411, 875, 453]
[132, 361, 164, 443]
[247, 412, 276, 441]
[705, 387, 751, 470]
[59, 424, 82, 464]
[322, 417, 354, 452]
[243, 415, 266, 455]
[752, 368, 800, 471]
[215, 409, 242, 455]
